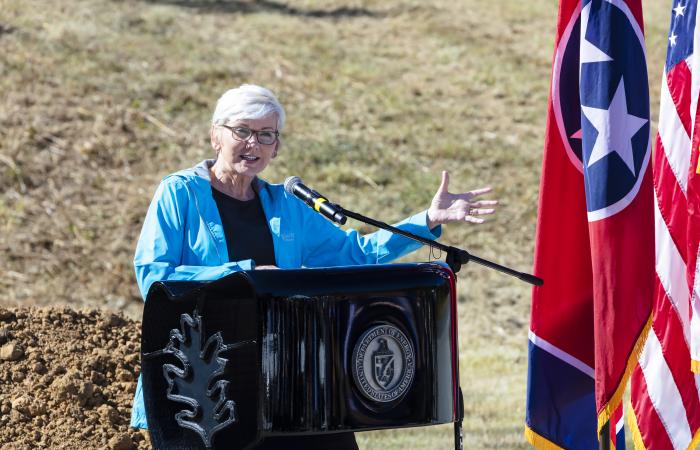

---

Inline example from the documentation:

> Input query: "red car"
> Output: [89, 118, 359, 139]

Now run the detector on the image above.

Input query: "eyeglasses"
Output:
[219, 125, 279, 145]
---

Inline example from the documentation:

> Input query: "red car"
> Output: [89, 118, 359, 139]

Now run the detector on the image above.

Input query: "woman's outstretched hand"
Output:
[427, 171, 499, 229]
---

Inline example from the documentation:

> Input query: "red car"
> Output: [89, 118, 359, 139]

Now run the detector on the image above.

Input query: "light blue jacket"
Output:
[130, 159, 441, 428]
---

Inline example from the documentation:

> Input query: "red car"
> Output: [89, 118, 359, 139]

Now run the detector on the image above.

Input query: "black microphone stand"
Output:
[338, 207, 543, 284]
[337, 206, 543, 450]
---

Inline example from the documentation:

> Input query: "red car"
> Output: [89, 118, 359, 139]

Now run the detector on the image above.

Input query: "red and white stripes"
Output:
[629, 33, 700, 450]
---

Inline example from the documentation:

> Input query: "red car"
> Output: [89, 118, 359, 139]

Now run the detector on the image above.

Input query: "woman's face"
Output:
[211, 113, 279, 178]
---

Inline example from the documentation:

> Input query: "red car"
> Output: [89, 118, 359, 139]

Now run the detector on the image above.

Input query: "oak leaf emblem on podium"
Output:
[162, 311, 242, 449]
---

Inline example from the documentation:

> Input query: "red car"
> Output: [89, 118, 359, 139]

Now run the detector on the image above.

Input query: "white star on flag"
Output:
[674, 3, 687, 16]
[581, 78, 648, 175]
[580, 2, 613, 65]
[567, 2, 615, 142]
[670, 33, 678, 46]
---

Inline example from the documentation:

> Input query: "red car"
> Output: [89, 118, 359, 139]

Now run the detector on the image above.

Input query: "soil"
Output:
[0, 307, 149, 450]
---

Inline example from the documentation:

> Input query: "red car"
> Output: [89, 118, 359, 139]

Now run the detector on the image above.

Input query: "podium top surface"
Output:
[146, 262, 454, 304]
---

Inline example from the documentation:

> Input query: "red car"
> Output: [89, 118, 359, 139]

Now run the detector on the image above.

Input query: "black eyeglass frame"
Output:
[219, 124, 280, 145]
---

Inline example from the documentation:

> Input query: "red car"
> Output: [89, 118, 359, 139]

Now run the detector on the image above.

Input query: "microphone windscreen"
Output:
[284, 176, 302, 194]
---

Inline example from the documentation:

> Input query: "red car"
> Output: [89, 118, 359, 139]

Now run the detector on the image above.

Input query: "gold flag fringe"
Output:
[628, 405, 700, 450]
[626, 400, 647, 450]
[689, 429, 700, 450]
[524, 426, 565, 450]
[597, 314, 653, 435]
[691, 359, 700, 374]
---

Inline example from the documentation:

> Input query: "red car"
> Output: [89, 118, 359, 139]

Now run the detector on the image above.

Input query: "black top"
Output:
[211, 187, 276, 266]
[211, 186, 358, 450]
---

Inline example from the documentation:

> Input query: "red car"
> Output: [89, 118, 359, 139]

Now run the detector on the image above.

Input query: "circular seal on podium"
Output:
[351, 324, 415, 404]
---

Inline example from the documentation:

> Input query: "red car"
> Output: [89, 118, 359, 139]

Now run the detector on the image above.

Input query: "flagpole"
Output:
[599, 421, 610, 450]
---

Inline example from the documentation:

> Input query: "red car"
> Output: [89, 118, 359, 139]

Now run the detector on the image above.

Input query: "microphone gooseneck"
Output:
[284, 176, 348, 225]
[283, 176, 542, 285]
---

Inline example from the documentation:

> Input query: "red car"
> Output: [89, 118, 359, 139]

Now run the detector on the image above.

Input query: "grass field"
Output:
[0, 0, 672, 448]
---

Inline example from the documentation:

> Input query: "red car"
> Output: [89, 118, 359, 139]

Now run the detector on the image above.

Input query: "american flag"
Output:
[629, 1, 700, 448]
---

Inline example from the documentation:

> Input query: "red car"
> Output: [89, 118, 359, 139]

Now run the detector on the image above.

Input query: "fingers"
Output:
[468, 186, 493, 197]
[438, 170, 449, 193]
[469, 208, 496, 216]
[451, 187, 494, 202]
[464, 216, 486, 224]
[466, 203, 496, 225]
[470, 199, 499, 207]
[465, 207, 492, 223]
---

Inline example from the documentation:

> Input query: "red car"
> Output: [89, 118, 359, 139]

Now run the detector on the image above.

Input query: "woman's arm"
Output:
[300, 171, 498, 268]
[300, 206, 441, 268]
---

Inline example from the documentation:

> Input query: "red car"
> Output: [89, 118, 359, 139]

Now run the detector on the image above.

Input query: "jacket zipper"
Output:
[186, 182, 225, 265]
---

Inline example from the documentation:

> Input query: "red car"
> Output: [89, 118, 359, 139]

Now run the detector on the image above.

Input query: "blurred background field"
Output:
[0, 0, 671, 448]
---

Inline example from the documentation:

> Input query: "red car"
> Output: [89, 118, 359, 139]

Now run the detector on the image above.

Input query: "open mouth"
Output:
[240, 155, 259, 161]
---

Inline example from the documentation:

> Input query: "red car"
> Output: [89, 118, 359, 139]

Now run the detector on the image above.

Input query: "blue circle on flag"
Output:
[556, 0, 650, 219]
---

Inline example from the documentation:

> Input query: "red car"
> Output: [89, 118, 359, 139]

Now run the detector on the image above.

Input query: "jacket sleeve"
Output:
[133, 178, 253, 300]
[300, 205, 442, 268]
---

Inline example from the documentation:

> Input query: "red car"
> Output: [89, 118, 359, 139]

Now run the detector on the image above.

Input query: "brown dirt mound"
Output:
[0, 307, 149, 450]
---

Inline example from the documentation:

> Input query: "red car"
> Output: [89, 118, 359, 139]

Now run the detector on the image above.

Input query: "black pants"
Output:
[252, 432, 359, 450]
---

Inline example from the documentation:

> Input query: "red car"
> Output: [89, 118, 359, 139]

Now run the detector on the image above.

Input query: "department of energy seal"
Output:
[352, 324, 415, 403]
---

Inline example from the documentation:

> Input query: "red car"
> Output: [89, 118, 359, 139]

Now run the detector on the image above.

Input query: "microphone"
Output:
[284, 176, 347, 225]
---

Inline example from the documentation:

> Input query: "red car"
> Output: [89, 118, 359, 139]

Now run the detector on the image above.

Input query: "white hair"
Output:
[211, 84, 285, 131]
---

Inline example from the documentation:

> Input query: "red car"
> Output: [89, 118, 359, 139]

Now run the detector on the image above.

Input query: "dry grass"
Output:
[0, 0, 670, 448]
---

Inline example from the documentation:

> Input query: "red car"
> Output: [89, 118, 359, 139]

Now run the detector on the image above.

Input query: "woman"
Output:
[130, 84, 497, 449]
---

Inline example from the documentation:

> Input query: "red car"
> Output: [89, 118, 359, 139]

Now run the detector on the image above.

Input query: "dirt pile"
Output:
[0, 307, 149, 450]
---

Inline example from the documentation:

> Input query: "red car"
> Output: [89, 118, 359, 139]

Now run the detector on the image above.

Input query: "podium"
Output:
[141, 263, 460, 449]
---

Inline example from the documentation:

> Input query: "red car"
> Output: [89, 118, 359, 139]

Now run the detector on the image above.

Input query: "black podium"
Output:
[141, 263, 460, 449]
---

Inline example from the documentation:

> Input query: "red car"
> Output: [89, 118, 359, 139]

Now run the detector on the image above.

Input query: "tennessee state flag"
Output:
[526, 0, 654, 448]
